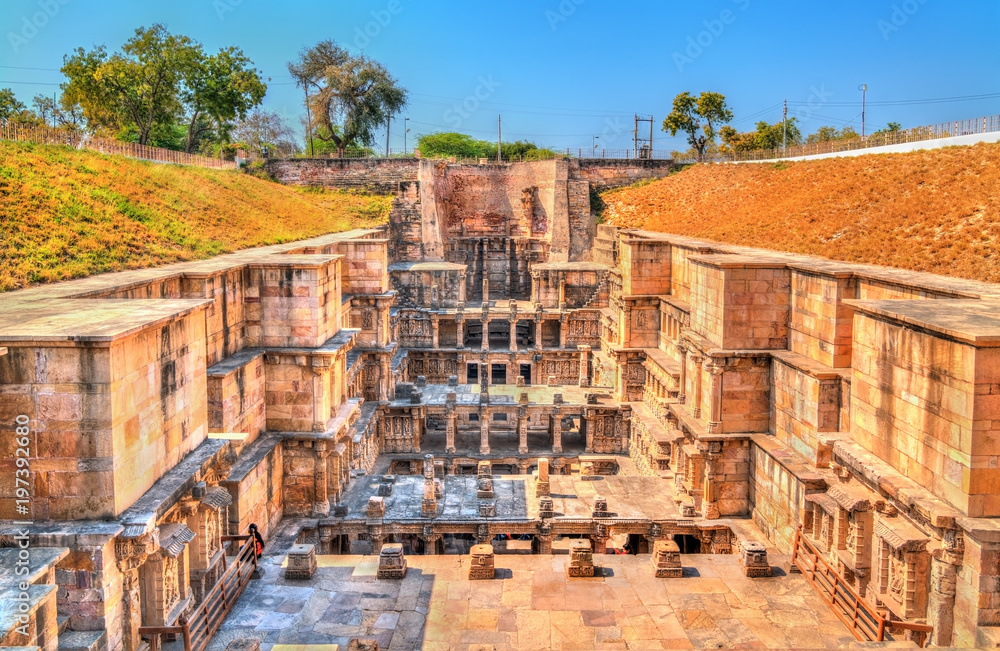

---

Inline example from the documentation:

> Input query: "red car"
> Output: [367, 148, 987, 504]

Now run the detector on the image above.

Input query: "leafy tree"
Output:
[873, 121, 902, 135]
[62, 24, 200, 145]
[288, 40, 407, 158]
[416, 132, 489, 159]
[182, 46, 267, 153]
[721, 119, 802, 153]
[0, 88, 40, 125]
[32, 94, 85, 130]
[662, 91, 733, 162]
[807, 125, 860, 144]
[231, 108, 299, 157]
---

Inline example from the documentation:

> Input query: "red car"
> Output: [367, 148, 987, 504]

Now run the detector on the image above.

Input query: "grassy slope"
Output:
[0, 141, 391, 292]
[603, 142, 1000, 283]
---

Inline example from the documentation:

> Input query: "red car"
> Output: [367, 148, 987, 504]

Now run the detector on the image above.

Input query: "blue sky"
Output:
[2, 0, 998, 153]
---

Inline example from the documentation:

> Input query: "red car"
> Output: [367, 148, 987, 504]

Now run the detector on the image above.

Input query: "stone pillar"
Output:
[518, 405, 529, 454]
[483, 277, 490, 305]
[312, 364, 329, 432]
[314, 443, 331, 517]
[537, 533, 554, 554]
[551, 408, 563, 454]
[116, 544, 148, 651]
[421, 534, 442, 555]
[584, 410, 594, 453]
[677, 343, 688, 404]
[535, 308, 544, 351]
[531, 272, 541, 304]
[480, 407, 491, 454]
[459, 272, 467, 303]
[431, 284, 440, 310]
[445, 405, 457, 454]
[456, 310, 465, 349]
[702, 451, 720, 520]
[510, 318, 518, 351]
[380, 354, 391, 401]
[708, 362, 724, 434]
[431, 313, 440, 349]
[481, 305, 490, 352]
[559, 278, 566, 306]
[928, 531, 963, 647]
[559, 314, 568, 349]
[691, 354, 703, 419]
[578, 345, 591, 387]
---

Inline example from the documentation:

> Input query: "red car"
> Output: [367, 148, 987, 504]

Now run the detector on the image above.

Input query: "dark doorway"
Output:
[519, 364, 532, 385]
[674, 534, 702, 554]
[491, 363, 507, 385]
[467, 362, 479, 384]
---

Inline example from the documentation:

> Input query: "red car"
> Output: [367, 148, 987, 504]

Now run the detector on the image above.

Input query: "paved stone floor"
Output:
[214, 522, 856, 650]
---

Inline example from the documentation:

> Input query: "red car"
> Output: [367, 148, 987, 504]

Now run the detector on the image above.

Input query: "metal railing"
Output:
[0, 123, 238, 170]
[139, 533, 258, 651]
[726, 114, 1000, 162]
[570, 147, 674, 160]
[791, 527, 932, 647]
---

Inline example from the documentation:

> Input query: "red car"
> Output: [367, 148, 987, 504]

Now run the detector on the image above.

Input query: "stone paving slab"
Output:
[217, 522, 855, 651]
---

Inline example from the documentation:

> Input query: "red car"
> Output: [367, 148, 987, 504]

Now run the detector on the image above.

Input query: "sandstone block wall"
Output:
[264, 158, 419, 193]
[719, 356, 771, 434]
[336, 240, 389, 295]
[620, 239, 671, 296]
[789, 269, 856, 368]
[221, 435, 284, 538]
[207, 351, 266, 441]
[244, 257, 341, 348]
[771, 354, 842, 464]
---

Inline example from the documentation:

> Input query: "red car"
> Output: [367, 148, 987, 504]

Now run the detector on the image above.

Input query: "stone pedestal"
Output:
[285, 544, 317, 580]
[652, 540, 683, 578]
[536, 457, 551, 496]
[367, 496, 386, 518]
[580, 461, 598, 481]
[567, 539, 595, 577]
[468, 543, 496, 580]
[377, 543, 407, 579]
[377, 475, 394, 497]
[739, 540, 771, 577]
[593, 496, 609, 518]
[539, 496, 554, 519]
[477, 476, 495, 499]
[479, 501, 496, 517]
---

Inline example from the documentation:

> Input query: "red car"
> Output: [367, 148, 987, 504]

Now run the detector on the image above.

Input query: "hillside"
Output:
[0, 141, 391, 292]
[602, 142, 1000, 283]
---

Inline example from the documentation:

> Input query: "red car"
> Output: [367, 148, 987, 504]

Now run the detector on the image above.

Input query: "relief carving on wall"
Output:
[162, 556, 180, 613]
[888, 552, 906, 601]
[362, 309, 375, 331]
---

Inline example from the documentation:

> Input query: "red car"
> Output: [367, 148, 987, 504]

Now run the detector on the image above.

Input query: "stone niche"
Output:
[872, 516, 930, 620]
[826, 483, 875, 589]
[186, 486, 232, 603]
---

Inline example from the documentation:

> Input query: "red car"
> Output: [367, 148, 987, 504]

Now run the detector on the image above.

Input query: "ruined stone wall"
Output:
[264, 158, 419, 193]
[571, 158, 676, 189]
[389, 181, 423, 262]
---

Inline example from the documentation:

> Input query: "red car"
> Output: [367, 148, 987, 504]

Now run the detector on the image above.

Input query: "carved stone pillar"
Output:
[677, 343, 688, 404]
[578, 345, 591, 387]
[559, 278, 566, 306]
[421, 534, 442, 555]
[431, 313, 440, 349]
[311, 362, 330, 432]
[483, 277, 490, 304]
[380, 354, 392, 401]
[510, 318, 518, 351]
[928, 530, 964, 647]
[708, 362, 724, 434]
[584, 409, 594, 453]
[456, 311, 465, 349]
[314, 443, 331, 517]
[551, 407, 563, 454]
[445, 407, 457, 454]
[691, 354, 703, 419]
[459, 272, 467, 304]
[481, 311, 490, 352]
[535, 309, 544, 351]
[518, 405, 528, 454]
[537, 534, 554, 554]
[115, 536, 152, 651]
[559, 314, 568, 349]
[703, 446, 721, 520]
[480, 407, 491, 454]
[531, 271, 541, 304]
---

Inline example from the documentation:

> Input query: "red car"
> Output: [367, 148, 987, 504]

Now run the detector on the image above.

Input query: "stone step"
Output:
[57, 630, 107, 651]
[57, 616, 69, 635]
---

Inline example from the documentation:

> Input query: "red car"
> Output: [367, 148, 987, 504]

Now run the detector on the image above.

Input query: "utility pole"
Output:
[633, 114, 639, 158]
[497, 114, 502, 163]
[302, 84, 314, 157]
[782, 99, 788, 152]
[404, 117, 410, 155]
[859, 84, 868, 138]
[386, 115, 391, 157]
[649, 114, 654, 157]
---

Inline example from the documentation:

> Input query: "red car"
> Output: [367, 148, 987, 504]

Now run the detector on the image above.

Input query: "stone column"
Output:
[431, 313, 440, 349]
[928, 531, 964, 647]
[578, 345, 591, 387]
[458, 272, 467, 304]
[702, 451, 720, 520]
[531, 271, 541, 304]
[380, 354, 392, 401]
[691, 354, 703, 419]
[115, 538, 151, 651]
[584, 410, 594, 453]
[456, 309, 465, 349]
[535, 308, 544, 351]
[708, 362, 724, 434]
[445, 405, 457, 454]
[431, 283, 440, 310]
[483, 277, 490, 304]
[314, 443, 331, 517]
[312, 364, 329, 432]
[551, 407, 563, 454]
[559, 314, 568, 349]
[481, 305, 490, 352]
[510, 318, 518, 351]
[558, 278, 566, 307]
[537, 533, 554, 554]
[480, 406, 491, 454]
[319, 527, 334, 555]
[518, 405, 529, 454]
[421, 534, 442, 555]
[677, 343, 688, 404]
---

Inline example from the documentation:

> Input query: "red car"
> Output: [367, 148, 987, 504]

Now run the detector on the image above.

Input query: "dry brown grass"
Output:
[603, 142, 1000, 283]
[0, 141, 391, 292]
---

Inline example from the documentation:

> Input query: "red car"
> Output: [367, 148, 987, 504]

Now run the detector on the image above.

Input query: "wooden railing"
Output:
[140, 533, 258, 651]
[791, 527, 933, 647]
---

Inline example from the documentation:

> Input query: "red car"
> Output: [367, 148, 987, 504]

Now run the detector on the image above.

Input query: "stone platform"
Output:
[217, 537, 855, 650]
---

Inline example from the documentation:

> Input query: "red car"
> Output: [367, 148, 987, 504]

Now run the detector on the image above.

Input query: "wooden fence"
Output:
[0, 123, 237, 170]
[791, 527, 933, 647]
[139, 533, 258, 651]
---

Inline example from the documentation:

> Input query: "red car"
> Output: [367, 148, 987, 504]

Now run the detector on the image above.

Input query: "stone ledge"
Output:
[770, 350, 851, 381]
[845, 298, 1000, 346]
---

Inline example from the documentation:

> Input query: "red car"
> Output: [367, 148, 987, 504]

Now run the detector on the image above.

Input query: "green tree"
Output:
[806, 125, 861, 144]
[873, 121, 902, 135]
[288, 40, 407, 158]
[662, 91, 733, 162]
[32, 94, 85, 130]
[182, 46, 267, 153]
[416, 132, 490, 159]
[231, 108, 299, 157]
[0, 88, 40, 125]
[62, 24, 200, 145]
